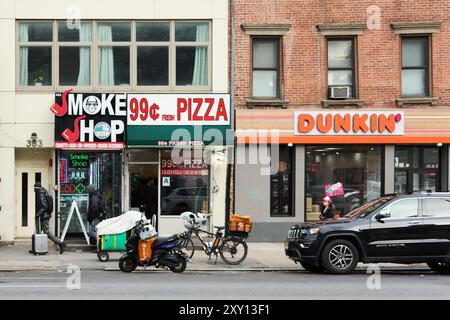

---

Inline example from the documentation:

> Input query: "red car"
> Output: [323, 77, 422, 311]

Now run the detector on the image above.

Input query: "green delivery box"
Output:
[100, 232, 127, 251]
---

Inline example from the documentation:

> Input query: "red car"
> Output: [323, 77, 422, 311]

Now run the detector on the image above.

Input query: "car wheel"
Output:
[427, 262, 450, 274]
[321, 239, 359, 274]
[300, 261, 324, 273]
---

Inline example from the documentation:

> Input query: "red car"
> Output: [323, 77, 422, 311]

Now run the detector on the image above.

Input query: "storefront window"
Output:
[270, 146, 294, 216]
[394, 146, 440, 194]
[305, 145, 382, 221]
[58, 151, 122, 234]
[160, 149, 210, 216]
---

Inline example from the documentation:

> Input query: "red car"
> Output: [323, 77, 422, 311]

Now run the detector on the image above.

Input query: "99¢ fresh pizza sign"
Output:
[127, 94, 230, 126]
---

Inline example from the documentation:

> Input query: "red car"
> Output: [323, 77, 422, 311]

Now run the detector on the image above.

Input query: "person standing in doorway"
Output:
[319, 196, 335, 220]
[34, 182, 66, 254]
[140, 178, 158, 227]
[87, 184, 105, 246]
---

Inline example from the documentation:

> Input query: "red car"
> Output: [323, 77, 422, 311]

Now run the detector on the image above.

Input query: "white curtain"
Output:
[77, 24, 91, 86]
[98, 25, 114, 86]
[192, 24, 208, 86]
[19, 24, 29, 86]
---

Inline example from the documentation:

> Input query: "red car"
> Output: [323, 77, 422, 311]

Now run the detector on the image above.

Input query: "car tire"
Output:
[321, 239, 359, 274]
[427, 262, 450, 274]
[300, 261, 324, 273]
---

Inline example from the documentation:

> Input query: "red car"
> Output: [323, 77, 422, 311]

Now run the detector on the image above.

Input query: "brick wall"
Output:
[233, 0, 450, 109]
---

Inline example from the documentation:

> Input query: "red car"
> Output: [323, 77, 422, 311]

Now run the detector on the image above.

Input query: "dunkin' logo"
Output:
[294, 111, 404, 136]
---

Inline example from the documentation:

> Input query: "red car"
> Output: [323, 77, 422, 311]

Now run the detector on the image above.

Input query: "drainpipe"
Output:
[225, 0, 236, 232]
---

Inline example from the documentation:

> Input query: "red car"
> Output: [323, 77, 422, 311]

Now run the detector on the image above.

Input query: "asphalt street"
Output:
[1, 269, 450, 300]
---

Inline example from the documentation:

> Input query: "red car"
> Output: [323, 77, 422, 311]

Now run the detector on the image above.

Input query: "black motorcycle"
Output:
[119, 219, 189, 273]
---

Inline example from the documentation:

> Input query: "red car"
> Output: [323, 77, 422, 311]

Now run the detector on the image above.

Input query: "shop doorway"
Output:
[15, 166, 48, 237]
[129, 164, 159, 229]
[395, 169, 439, 194]
[394, 146, 441, 194]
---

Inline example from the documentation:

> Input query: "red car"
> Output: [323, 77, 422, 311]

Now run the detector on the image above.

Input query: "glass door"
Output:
[129, 163, 159, 224]
[412, 170, 438, 193]
[15, 167, 48, 237]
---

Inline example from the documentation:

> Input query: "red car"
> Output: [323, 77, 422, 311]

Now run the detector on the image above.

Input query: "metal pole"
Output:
[225, 0, 236, 233]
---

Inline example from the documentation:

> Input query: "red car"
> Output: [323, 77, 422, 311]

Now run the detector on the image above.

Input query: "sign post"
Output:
[60, 200, 90, 244]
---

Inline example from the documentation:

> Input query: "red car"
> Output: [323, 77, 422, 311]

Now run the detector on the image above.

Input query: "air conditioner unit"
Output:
[328, 86, 351, 99]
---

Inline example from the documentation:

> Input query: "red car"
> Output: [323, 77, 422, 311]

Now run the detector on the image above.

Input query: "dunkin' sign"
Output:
[294, 111, 404, 136]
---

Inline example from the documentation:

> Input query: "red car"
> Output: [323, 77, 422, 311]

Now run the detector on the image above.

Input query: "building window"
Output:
[394, 146, 440, 194]
[18, 22, 53, 87]
[252, 38, 280, 98]
[401, 36, 429, 97]
[305, 145, 382, 221]
[97, 22, 131, 87]
[327, 38, 355, 98]
[17, 20, 211, 90]
[270, 146, 293, 217]
[58, 151, 122, 234]
[136, 22, 170, 86]
[175, 22, 209, 87]
[160, 149, 210, 216]
[58, 22, 92, 87]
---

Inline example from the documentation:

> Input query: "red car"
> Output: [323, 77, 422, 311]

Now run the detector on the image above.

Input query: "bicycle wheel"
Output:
[219, 238, 248, 265]
[180, 237, 195, 259]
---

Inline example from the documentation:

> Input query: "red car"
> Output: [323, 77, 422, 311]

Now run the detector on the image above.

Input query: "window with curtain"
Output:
[18, 22, 53, 87]
[136, 22, 170, 86]
[175, 22, 209, 87]
[97, 22, 131, 86]
[252, 38, 280, 98]
[18, 20, 210, 90]
[327, 38, 355, 98]
[401, 36, 429, 97]
[58, 22, 92, 86]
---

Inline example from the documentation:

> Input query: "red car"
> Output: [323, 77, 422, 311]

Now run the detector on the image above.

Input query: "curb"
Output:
[0, 265, 433, 273]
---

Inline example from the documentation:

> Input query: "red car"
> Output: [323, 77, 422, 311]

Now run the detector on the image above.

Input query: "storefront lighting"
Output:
[335, 152, 339, 155]
[437, 143, 443, 147]
[322, 153, 326, 156]
[288, 143, 293, 147]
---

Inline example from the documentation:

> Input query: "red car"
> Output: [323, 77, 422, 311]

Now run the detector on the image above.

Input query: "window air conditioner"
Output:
[328, 86, 351, 99]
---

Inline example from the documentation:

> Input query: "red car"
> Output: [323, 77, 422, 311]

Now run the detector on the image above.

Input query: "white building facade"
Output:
[0, 0, 230, 243]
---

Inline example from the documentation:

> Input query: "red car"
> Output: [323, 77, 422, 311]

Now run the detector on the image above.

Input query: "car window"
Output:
[423, 198, 450, 218]
[385, 199, 419, 219]
[345, 196, 393, 218]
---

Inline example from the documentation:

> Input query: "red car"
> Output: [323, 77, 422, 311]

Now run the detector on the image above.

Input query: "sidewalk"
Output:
[0, 243, 429, 272]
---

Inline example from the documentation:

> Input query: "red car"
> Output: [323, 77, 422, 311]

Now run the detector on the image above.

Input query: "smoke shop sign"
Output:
[294, 111, 404, 136]
[51, 90, 126, 150]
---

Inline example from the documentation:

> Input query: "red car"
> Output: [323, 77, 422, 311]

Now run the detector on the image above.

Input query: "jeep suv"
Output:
[285, 193, 450, 274]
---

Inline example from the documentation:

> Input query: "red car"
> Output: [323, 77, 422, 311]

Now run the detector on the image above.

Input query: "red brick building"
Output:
[232, 0, 450, 241]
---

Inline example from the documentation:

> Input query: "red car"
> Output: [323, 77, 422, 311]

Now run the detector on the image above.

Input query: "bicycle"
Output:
[179, 224, 248, 265]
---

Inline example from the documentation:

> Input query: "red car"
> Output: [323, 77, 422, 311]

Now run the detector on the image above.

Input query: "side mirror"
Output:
[376, 209, 391, 222]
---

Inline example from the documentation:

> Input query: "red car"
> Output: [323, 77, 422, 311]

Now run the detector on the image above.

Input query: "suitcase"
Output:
[32, 217, 48, 255]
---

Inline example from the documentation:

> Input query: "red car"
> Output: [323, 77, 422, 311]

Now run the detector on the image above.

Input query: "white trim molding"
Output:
[391, 21, 441, 34]
[316, 23, 366, 36]
[241, 24, 291, 36]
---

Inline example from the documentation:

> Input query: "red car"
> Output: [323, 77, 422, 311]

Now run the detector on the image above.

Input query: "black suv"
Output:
[285, 193, 450, 274]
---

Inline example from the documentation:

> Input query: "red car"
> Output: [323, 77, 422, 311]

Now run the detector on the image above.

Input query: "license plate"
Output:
[284, 241, 288, 249]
